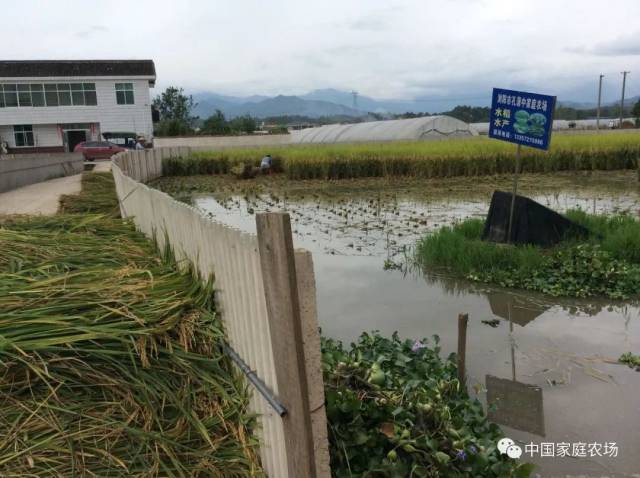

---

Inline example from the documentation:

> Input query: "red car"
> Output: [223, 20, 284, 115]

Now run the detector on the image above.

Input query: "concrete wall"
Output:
[154, 134, 291, 150]
[0, 152, 84, 193]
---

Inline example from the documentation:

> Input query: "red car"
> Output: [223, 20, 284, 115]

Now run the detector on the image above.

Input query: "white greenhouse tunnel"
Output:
[289, 115, 478, 144]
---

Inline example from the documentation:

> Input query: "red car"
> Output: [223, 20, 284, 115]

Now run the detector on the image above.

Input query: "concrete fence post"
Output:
[256, 213, 316, 478]
[294, 250, 331, 478]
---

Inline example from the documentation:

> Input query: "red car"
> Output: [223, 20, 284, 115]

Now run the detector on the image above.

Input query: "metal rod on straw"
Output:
[222, 342, 288, 417]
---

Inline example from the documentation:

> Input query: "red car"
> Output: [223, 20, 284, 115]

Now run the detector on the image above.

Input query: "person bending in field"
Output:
[260, 154, 273, 174]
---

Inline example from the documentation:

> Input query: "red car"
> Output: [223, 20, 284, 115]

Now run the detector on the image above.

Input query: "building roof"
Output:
[0, 60, 156, 79]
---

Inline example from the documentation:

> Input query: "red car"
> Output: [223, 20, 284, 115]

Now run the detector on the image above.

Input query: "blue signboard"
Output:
[489, 88, 556, 150]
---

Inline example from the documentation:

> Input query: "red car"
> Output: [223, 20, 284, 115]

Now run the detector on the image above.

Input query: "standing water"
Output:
[190, 174, 640, 477]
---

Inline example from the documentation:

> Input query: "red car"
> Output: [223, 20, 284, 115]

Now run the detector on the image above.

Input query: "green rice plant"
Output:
[566, 210, 640, 263]
[164, 133, 640, 180]
[0, 213, 262, 477]
[416, 219, 545, 277]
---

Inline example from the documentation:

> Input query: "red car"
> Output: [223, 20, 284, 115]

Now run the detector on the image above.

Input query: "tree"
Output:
[152, 86, 196, 136]
[633, 100, 640, 127]
[439, 106, 490, 123]
[229, 115, 257, 134]
[202, 110, 231, 135]
[154, 119, 192, 137]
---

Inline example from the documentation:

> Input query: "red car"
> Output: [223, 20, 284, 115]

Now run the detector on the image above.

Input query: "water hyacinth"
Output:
[411, 340, 428, 352]
[322, 332, 536, 477]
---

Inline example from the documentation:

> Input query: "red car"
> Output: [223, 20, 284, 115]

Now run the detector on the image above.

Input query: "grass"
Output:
[163, 133, 640, 180]
[59, 172, 120, 216]
[619, 352, 640, 370]
[416, 211, 640, 299]
[0, 174, 262, 477]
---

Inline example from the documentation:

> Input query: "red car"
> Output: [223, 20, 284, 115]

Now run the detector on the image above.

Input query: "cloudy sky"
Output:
[2, 0, 639, 104]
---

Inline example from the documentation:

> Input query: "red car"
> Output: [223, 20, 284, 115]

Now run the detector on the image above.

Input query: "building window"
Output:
[115, 83, 134, 105]
[44, 84, 58, 106]
[57, 83, 72, 106]
[1, 84, 18, 107]
[83, 83, 97, 105]
[14, 125, 34, 147]
[0, 82, 96, 107]
[18, 84, 31, 106]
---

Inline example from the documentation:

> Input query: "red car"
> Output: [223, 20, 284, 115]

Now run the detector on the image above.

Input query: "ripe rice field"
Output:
[163, 133, 640, 180]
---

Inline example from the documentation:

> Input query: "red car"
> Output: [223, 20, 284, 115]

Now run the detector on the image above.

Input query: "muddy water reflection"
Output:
[195, 188, 640, 476]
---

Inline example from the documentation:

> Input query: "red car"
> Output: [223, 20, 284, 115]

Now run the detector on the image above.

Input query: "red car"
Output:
[74, 141, 126, 160]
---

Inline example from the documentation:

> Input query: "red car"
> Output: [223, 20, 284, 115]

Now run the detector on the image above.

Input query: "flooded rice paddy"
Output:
[175, 171, 640, 477]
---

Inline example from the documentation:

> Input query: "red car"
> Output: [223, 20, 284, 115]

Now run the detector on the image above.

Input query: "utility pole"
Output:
[620, 71, 630, 126]
[351, 90, 358, 110]
[596, 74, 604, 130]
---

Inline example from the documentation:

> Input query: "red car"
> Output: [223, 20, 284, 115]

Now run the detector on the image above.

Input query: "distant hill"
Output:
[192, 91, 363, 119]
[558, 100, 597, 109]
[300, 89, 460, 114]
[188, 89, 640, 121]
[558, 95, 639, 110]
[234, 95, 363, 118]
[611, 95, 640, 107]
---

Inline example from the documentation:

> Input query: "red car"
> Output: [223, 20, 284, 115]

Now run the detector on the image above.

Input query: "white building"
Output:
[0, 60, 155, 153]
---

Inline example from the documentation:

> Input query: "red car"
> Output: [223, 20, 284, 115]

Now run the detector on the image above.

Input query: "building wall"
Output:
[0, 78, 153, 148]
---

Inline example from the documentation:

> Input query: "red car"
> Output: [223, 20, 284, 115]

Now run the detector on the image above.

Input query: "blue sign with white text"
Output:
[489, 88, 556, 150]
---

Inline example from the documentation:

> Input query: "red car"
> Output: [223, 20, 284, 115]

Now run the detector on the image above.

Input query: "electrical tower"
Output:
[351, 90, 358, 109]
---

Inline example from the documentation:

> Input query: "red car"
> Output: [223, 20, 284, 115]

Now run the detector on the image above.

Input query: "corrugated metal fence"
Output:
[111, 148, 330, 478]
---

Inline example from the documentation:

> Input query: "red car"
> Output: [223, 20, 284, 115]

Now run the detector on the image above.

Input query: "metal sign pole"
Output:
[506, 144, 522, 243]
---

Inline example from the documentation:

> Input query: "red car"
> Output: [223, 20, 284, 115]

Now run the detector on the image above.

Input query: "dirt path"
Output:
[0, 161, 111, 216]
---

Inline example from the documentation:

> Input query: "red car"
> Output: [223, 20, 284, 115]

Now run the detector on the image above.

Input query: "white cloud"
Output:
[1, 0, 638, 103]
[589, 32, 640, 56]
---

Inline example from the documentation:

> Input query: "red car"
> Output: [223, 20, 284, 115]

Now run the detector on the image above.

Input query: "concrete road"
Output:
[0, 174, 82, 215]
[0, 161, 111, 216]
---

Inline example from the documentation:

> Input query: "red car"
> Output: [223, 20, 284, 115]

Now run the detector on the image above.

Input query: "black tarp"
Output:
[482, 190, 589, 246]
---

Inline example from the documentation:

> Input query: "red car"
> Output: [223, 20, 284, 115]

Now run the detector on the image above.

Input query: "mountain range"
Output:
[190, 89, 640, 120]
